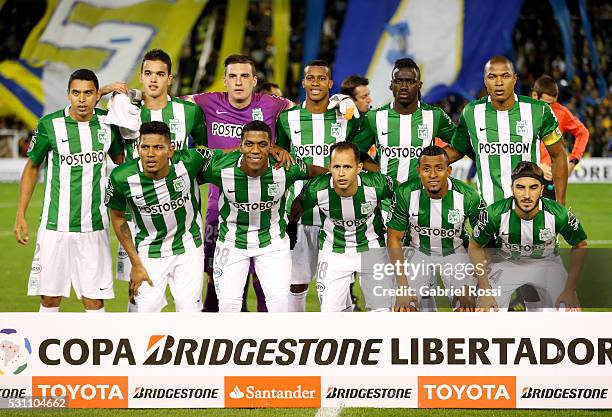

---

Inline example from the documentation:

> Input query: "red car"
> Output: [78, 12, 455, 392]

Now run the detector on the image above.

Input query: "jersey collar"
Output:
[487, 94, 519, 108]
[389, 100, 420, 110]
[329, 173, 362, 190]
[511, 198, 543, 215]
[64, 105, 96, 122]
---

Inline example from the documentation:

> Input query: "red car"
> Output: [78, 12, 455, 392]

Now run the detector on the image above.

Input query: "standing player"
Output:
[351, 58, 456, 194]
[255, 81, 283, 97]
[470, 162, 588, 310]
[14, 69, 123, 312]
[276, 60, 362, 312]
[101, 49, 207, 295]
[186, 55, 293, 312]
[105, 121, 206, 312]
[340, 74, 372, 114]
[386, 146, 482, 311]
[199, 121, 327, 312]
[292, 142, 395, 312]
[531, 75, 589, 200]
[445, 56, 568, 206]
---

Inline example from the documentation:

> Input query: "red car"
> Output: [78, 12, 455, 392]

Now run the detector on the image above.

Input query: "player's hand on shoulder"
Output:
[393, 294, 419, 312]
[270, 144, 294, 170]
[476, 295, 498, 312]
[99, 81, 129, 96]
[13, 216, 29, 245]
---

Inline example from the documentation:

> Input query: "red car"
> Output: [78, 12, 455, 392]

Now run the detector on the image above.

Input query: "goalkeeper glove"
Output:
[328, 94, 360, 120]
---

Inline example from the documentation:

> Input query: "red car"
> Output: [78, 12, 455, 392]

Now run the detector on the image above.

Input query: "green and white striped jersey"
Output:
[301, 172, 394, 253]
[27, 106, 123, 232]
[351, 101, 455, 184]
[276, 103, 361, 226]
[472, 197, 587, 259]
[123, 96, 206, 160]
[105, 149, 208, 258]
[387, 177, 483, 256]
[451, 94, 561, 205]
[199, 151, 309, 250]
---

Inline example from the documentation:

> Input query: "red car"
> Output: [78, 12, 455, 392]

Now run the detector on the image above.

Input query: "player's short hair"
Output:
[304, 60, 331, 77]
[485, 55, 515, 74]
[140, 121, 171, 144]
[224, 54, 256, 76]
[330, 141, 360, 164]
[68, 69, 99, 91]
[340, 75, 369, 98]
[255, 81, 280, 94]
[141, 49, 172, 75]
[511, 161, 544, 184]
[392, 58, 420, 79]
[532, 75, 559, 99]
[241, 120, 271, 142]
[418, 145, 449, 165]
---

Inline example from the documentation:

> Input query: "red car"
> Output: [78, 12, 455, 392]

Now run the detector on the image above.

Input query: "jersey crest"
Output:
[173, 177, 186, 192]
[515, 120, 528, 136]
[330, 122, 342, 139]
[447, 209, 461, 224]
[169, 118, 181, 134]
[267, 183, 279, 197]
[539, 228, 554, 241]
[97, 129, 109, 145]
[251, 108, 264, 121]
[417, 124, 429, 140]
[360, 201, 374, 215]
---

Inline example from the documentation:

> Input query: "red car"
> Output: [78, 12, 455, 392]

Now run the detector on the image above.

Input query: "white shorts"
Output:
[487, 257, 568, 309]
[115, 220, 136, 281]
[134, 247, 204, 312]
[291, 224, 320, 285]
[27, 228, 114, 300]
[213, 238, 291, 312]
[316, 250, 395, 312]
[406, 249, 477, 304]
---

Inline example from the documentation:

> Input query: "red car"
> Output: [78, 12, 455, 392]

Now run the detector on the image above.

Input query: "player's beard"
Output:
[514, 196, 539, 216]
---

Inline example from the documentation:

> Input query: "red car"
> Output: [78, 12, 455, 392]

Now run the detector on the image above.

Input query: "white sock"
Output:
[85, 307, 105, 313]
[39, 305, 59, 313]
[288, 290, 308, 312]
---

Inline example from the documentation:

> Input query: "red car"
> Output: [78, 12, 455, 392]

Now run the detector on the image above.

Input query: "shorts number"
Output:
[205, 224, 218, 243]
[317, 262, 328, 280]
[214, 247, 229, 266]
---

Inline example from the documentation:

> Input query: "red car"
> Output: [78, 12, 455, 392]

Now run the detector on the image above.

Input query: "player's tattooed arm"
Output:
[360, 153, 380, 172]
[109, 209, 153, 300]
[468, 239, 498, 311]
[14, 159, 41, 245]
[442, 145, 465, 164]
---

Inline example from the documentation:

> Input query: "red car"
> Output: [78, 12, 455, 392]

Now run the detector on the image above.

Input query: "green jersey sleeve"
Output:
[386, 183, 410, 232]
[472, 204, 499, 246]
[105, 171, 127, 212]
[556, 206, 587, 246]
[275, 115, 291, 151]
[465, 188, 485, 230]
[300, 179, 318, 212]
[190, 105, 207, 147]
[197, 148, 224, 184]
[350, 113, 376, 153]
[434, 108, 456, 143]
[450, 109, 471, 155]
[107, 124, 124, 158]
[27, 120, 51, 166]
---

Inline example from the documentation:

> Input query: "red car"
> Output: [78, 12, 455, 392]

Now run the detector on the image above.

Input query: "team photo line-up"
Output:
[13, 49, 588, 314]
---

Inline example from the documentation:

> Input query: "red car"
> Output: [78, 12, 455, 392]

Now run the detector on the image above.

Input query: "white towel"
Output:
[106, 94, 141, 140]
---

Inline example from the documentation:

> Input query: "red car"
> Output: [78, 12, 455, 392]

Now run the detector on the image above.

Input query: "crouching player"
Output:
[469, 161, 588, 311]
[387, 146, 482, 311]
[105, 121, 206, 312]
[292, 142, 396, 312]
[200, 121, 327, 312]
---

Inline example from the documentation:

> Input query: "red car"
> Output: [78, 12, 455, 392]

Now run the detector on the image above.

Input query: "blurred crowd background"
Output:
[0, 0, 609, 158]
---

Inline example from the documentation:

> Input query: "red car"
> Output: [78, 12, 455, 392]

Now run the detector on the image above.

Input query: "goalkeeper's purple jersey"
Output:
[186, 92, 292, 210]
